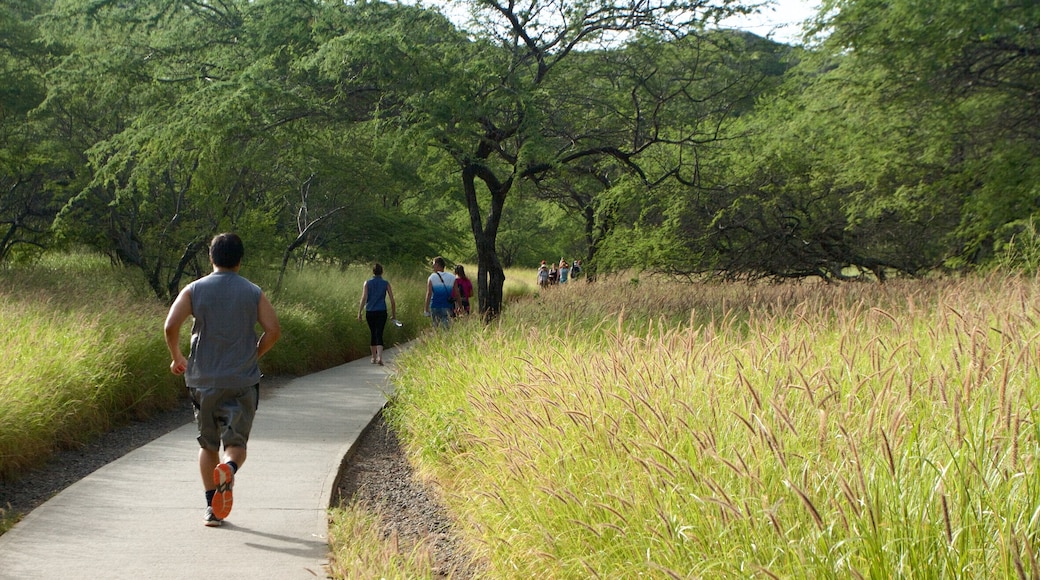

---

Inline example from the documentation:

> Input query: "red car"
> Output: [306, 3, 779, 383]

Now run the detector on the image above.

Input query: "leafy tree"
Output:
[654, 0, 1039, 281]
[806, 0, 1040, 270]
[657, 53, 956, 281]
[38, 0, 440, 300]
[536, 29, 786, 280]
[38, 0, 260, 297]
[412, 0, 761, 315]
[0, 0, 65, 262]
[273, 122, 448, 290]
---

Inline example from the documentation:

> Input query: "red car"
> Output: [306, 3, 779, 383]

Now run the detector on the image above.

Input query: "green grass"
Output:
[0, 255, 177, 476]
[356, 273, 1040, 577]
[327, 499, 438, 579]
[258, 264, 428, 373]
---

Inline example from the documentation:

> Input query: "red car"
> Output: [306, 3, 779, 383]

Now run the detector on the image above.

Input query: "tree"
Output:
[527, 29, 792, 279]
[39, 0, 439, 300]
[273, 123, 447, 290]
[0, 0, 65, 263]
[806, 0, 1040, 270]
[648, 0, 1040, 282]
[653, 51, 957, 281]
[397, 0, 760, 315]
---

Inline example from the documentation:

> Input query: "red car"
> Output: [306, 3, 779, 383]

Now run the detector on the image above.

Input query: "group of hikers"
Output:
[357, 256, 472, 361]
[164, 236, 578, 528]
[537, 258, 582, 288]
[425, 256, 474, 322]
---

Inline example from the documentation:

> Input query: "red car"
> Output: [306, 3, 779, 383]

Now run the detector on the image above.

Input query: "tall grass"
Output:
[0, 254, 176, 480]
[259, 264, 428, 373]
[383, 274, 1040, 577]
[327, 500, 438, 579]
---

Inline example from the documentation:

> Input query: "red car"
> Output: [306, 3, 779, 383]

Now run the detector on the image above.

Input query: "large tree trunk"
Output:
[474, 231, 505, 319]
[462, 165, 508, 319]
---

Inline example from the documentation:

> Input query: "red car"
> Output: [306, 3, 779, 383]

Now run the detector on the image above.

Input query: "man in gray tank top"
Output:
[163, 233, 282, 527]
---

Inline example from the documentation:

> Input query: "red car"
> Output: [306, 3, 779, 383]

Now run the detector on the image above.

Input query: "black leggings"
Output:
[365, 310, 388, 346]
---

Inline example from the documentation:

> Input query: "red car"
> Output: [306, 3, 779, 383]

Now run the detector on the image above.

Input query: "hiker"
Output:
[424, 256, 459, 329]
[454, 264, 473, 316]
[537, 261, 550, 288]
[558, 259, 570, 284]
[357, 262, 397, 365]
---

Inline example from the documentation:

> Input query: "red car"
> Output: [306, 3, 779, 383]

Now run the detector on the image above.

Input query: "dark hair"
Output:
[373, 263, 384, 276]
[454, 264, 467, 279]
[210, 233, 244, 268]
[432, 256, 446, 269]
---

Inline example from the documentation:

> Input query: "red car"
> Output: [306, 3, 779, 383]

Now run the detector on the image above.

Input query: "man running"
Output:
[164, 233, 281, 526]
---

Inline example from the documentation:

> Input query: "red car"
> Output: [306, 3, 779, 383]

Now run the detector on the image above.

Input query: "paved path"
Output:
[0, 351, 396, 580]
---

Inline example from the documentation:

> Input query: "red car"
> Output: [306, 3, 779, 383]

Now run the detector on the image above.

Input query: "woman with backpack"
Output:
[454, 265, 473, 316]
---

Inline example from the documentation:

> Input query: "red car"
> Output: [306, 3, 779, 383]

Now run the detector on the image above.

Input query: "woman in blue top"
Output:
[357, 263, 397, 365]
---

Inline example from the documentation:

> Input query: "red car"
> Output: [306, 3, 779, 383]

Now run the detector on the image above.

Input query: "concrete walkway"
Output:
[0, 351, 396, 580]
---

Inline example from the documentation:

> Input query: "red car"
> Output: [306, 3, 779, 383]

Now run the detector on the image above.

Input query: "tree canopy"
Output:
[0, 0, 1035, 300]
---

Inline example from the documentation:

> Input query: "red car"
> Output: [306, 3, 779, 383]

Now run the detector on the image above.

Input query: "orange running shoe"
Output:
[211, 463, 234, 520]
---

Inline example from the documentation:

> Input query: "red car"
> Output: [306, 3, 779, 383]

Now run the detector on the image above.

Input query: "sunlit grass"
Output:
[383, 273, 1040, 577]
[261, 264, 426, 373]
[503, 265, 539, 303]
[13, 252, 1038, 576]
[327, 500, 437, 579]
[0, 264, 176, 481]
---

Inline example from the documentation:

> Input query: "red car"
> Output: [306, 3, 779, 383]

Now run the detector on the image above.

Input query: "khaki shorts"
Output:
[190, 384, 259, 451]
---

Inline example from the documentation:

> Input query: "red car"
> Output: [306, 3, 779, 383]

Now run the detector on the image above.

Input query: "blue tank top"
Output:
[184, 271, 263, 389]
[429, 272, 456, 309]
[365, 276, 389, 311]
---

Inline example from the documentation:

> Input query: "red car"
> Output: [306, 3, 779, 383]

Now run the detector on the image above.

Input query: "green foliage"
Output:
[0, 0, 47, 117]
[560, 32, 795, 279]
[495, 192, 581, 268]
[32, 0, 463, 301]
[617, 0, 1040, 282]
[810, 0, 1040, 270]
[0, 254, 180, 480]
[0, 0, 65, 263]
[3, 0, 1037, 298]
[993, 217, 1040, 273]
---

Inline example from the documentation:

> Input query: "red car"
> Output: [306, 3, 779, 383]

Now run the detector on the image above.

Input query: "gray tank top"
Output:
[184, 271, 263, 389]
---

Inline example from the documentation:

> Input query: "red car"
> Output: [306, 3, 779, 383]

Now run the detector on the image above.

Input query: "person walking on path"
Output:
[558, 259, 570, 284]
[453, 264, 473, 316]
[425, 256, 459, 329]
[537, 261, 550, 288]
[357, 262, 397, 365]
[163, 233, 282, 527]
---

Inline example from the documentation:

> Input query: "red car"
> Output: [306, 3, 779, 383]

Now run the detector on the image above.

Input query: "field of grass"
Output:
[0, 254, 177, 479]
[329, 273, 1040, 577]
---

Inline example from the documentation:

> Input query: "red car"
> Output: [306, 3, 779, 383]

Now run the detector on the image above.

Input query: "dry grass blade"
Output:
[787, 481, 824, 531]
